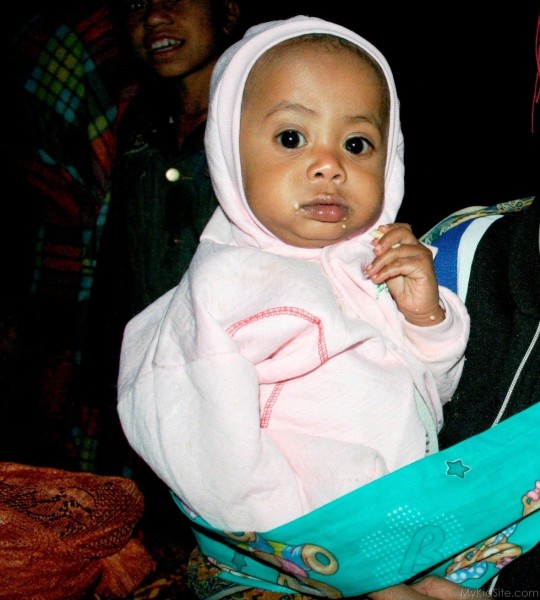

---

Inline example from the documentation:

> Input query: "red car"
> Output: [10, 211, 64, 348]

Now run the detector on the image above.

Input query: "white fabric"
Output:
[118, 16, 470, 532]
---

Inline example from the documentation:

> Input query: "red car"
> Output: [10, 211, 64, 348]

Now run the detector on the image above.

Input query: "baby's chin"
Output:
[273, 224, 364, 249]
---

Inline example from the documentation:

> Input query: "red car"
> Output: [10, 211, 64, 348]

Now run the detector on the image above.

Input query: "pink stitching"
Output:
[226, 307, 329, 427]
[260, 382, 284, 428]
[226, 306, 328, 363]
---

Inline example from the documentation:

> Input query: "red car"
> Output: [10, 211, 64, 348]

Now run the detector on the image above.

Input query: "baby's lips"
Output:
[301, 202, 350, 223]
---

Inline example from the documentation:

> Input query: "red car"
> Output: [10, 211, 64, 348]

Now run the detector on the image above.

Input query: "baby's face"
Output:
[239, 41, 388, 249]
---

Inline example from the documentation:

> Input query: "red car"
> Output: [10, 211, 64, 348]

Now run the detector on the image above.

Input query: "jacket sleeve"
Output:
[401, 286, 470, 404]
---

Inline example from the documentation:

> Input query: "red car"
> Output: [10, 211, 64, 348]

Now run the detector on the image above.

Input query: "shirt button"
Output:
[165, 168, 180, 182]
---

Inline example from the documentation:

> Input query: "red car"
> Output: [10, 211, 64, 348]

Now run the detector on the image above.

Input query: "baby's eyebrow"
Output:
[263, 102, 385, 137]
[346, 114, 385, 134]
[265, 101, 316, 119]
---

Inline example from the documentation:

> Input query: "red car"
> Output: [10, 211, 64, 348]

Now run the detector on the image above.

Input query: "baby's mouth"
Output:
[297, 196, 351, 223]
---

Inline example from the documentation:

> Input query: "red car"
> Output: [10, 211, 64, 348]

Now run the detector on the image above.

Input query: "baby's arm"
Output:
[365, 223, 445, 326]
[365, 222, 469, 402]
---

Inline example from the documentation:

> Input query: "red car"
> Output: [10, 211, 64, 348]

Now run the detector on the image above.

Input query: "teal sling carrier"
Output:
[176, 198, 539, 597]
[175, 403, 540, 596]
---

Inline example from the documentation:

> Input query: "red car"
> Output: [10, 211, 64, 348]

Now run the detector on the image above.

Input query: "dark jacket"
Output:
[439, 196, 540, 593]
[98, 94, 218, 321]
[80, 92, 218, 474]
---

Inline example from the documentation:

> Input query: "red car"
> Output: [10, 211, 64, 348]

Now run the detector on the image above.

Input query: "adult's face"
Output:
[124, 0, 238, 80]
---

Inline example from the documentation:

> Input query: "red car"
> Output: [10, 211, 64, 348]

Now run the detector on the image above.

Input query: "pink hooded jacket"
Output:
[117, 16, 470, 532]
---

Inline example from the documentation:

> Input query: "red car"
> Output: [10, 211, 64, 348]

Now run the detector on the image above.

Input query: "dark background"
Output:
[6, 1, 539, 235]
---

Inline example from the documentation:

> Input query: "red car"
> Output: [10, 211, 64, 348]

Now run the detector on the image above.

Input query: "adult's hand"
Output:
[367, 577, 491, 599]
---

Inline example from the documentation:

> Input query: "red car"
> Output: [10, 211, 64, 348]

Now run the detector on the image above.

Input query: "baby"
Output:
[118, 15, 469, 533]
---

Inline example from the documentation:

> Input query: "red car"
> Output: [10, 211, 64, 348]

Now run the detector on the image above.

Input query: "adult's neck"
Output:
[169, 62, 215, 148]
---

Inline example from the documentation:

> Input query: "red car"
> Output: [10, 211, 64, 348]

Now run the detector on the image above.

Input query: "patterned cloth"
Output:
[9, 1, 135, 472]
[0, 461, 155, 600]
[186, 546, 328, 600]
[421, 197, 535, 245]
[14, 1, 123, 301]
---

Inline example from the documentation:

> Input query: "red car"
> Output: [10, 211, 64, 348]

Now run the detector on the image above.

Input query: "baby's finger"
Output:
[369, 223, 415, 252]
[370, 228, 402, 249]
[365, 242, 431, 282]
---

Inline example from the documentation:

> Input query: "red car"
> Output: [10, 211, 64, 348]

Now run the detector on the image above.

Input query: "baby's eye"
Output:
[344, 136, 373, 155]
[277, 130, 306, 149]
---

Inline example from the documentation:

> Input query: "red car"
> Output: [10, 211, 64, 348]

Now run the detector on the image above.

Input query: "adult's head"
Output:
[113, 0, 241, 81]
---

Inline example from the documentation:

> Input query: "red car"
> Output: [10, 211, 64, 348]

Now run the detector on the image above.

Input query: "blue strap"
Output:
[426, 198, 534, 295]
[431, 220, 472, 293]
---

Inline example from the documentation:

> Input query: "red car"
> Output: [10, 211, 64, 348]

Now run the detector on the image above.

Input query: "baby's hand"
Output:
[364, 223, 445, 326]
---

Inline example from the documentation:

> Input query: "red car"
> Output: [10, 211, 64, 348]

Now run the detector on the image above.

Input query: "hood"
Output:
[202, 15, 404, 261]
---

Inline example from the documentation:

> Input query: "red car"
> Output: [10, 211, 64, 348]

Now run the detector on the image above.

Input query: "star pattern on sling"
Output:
[446, 459, 471, 478]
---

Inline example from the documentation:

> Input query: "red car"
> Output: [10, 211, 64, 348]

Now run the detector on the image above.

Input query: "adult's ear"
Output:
[222, 0, 240, 36]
